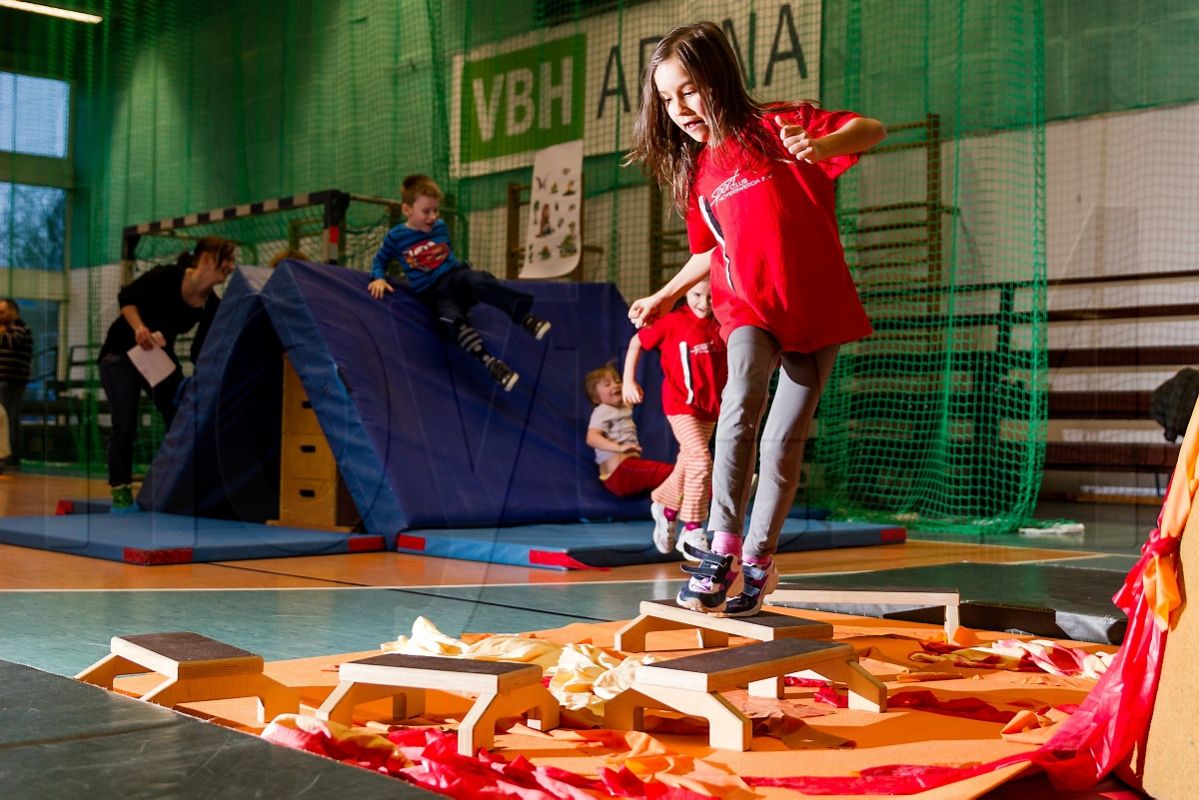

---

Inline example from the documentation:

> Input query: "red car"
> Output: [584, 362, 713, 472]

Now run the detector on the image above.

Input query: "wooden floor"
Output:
[0, 471, 1144, 800]
[0, 472, 1103, 592]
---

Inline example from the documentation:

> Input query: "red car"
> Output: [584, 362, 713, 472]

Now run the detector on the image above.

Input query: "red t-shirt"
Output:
[637, 306, 727, 421]
[685, 104, 873, 352]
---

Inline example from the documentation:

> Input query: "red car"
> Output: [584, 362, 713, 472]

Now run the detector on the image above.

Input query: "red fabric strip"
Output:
[347, 535, 385, 552]
[123, 547, 193, 565]
[528, 550, 609, 571]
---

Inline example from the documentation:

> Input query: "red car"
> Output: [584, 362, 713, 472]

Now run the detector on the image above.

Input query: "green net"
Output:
[6, 0, 1193, 532]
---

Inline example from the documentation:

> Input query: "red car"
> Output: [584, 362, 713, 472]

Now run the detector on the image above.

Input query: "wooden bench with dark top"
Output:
[614, 599, 834, 652]
[75, 631, 298, 723]
[605, 638, 886, 751]
[767, 584, 961, 641]
[316, 653, 559, 756]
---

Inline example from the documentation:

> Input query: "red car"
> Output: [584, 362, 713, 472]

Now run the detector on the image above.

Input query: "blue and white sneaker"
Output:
[675, 542, 741, 613]
[723, 560, 780, 617]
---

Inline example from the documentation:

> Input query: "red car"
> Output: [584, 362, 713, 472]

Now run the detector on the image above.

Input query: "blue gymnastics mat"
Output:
[394, 518, 905, 570]
[0, 512, 387, 565]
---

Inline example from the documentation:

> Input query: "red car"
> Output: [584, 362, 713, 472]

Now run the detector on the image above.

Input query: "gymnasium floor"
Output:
[0, 471, 1149, 798]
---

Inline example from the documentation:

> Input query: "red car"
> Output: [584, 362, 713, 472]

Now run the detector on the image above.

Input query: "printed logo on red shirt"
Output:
[709, 169, 772, 208]
[403, 240, 449, 272]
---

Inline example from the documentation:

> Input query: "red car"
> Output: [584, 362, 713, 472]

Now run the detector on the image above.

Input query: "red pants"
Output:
[602, 457, 674, 498]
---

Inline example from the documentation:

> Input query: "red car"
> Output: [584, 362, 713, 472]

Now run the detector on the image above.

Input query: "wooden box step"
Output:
[768, 584, 961, 641]
[317, 653, 559, 756]
[75, 632, 298, 724]
[605, 638, 886, 751]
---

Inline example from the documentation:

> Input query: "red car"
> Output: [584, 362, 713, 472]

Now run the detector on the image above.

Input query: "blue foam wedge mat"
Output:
[0, 512, 386, 565]
[393, 518, 905, 570]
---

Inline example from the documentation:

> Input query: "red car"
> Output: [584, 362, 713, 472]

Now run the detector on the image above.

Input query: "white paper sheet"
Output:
[126, 343, 177, 388]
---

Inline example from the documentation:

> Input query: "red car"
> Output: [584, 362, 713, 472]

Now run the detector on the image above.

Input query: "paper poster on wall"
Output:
[521, 139, 584, 279]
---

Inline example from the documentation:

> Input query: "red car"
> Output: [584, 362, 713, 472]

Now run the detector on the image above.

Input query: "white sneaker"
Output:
[650, 502, 677, 554]
[676, 527, 709, 561]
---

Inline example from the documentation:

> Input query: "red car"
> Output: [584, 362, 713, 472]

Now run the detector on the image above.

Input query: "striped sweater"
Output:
[0, 319, 32, 382]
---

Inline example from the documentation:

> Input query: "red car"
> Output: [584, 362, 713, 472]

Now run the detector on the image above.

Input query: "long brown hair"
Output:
[178, 236, 235, 269]
[626, 21, 783, 212]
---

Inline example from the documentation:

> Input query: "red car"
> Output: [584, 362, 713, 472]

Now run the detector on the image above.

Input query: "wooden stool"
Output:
[605, 638, 886, 751]
[75, 632, 298, 724]
[769, 584, 962, 641]
[316, 653, 560, 756]
[614, 599, 834, 651]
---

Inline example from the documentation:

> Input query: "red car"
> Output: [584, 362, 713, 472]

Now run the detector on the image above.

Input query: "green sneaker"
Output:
[110, 484, 135, 512]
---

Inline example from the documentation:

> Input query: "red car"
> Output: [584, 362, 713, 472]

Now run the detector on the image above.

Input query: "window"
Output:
[0, 182, 66, 270]
[0, 71, 70, 158]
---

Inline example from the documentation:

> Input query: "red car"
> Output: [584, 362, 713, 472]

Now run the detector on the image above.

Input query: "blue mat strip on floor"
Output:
[0, 513, 386, 565]
[394, 518, 905, 570]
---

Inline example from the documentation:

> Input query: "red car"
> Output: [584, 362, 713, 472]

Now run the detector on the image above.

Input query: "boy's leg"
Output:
[742, 343, 839, 563]
[429, 276, 519, 390]
[455, 267, 550, 339]
[455, 268, 533, 322]
[707, 326, 780, 542]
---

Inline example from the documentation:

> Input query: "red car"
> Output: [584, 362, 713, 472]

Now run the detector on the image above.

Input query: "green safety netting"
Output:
[1, 0, 1059, 532]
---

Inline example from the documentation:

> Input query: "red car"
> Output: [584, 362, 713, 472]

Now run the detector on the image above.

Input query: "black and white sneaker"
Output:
[488, 359, 520, 391]
[520, 313, 552, 341]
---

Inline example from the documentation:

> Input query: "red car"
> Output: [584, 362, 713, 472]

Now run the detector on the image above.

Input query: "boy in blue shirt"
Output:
[369, 174, 550, 391]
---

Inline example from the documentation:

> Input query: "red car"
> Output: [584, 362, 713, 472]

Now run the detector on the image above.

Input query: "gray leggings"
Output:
[708, 326, 839, 560]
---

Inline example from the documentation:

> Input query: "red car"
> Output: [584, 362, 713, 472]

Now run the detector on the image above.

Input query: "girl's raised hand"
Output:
[628, 294, 664, 328]
[775, 115, 821, 164]
[622, 379, 644, 406]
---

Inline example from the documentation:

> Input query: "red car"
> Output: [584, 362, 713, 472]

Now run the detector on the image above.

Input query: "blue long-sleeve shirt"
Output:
[370, 219, 465, 294]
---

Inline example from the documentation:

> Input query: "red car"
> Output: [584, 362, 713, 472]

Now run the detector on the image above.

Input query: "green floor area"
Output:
[0, 586, 629, 677]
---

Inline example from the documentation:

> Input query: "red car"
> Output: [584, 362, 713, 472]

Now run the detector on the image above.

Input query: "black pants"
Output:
[421, 267, 533, 336]
[0, 379, 25, 466]
[98, 352, 182, 486]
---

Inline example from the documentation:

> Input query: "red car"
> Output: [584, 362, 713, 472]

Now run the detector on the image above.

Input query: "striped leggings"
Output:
[651, 414, 716, 523]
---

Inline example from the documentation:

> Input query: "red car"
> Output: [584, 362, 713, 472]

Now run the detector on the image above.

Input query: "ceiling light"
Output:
[0, 1, 102, 24]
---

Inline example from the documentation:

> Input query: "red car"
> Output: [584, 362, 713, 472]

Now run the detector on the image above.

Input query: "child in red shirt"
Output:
[626, 22, 885, 616]
[622, 279, 726, 561]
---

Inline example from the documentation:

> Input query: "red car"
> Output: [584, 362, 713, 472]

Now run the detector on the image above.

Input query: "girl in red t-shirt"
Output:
[622, 279, 727, 561]
[626, 22, 886, 616]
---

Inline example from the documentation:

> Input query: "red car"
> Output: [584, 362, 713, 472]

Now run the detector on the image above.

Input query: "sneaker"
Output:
[676, 527, 709, 561]
[723, 560, 780, 618]
[520, 313, 552, 341]
[487, 359, 520, 391]
[650, 502, 677, 554]
[675, 542, 741, 614]
[110, 484, 136, 512]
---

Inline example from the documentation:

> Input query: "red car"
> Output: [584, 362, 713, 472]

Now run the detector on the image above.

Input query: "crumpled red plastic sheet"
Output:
[262, 716, 719, 800]
[887, 690, 1020, 724]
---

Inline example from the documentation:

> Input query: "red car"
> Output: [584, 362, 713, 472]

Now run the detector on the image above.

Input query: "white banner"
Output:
[450, 1, 821, 177]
